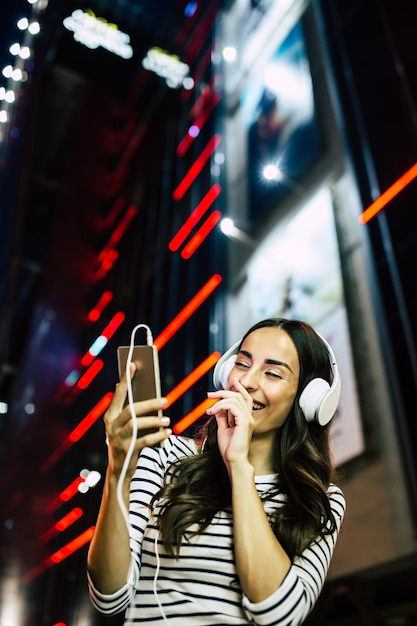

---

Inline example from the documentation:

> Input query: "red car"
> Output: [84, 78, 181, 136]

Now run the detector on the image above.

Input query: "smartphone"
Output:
[117, 344, 163, 437]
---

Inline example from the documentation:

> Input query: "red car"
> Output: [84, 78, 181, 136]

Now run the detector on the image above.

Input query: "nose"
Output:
[236, 366, 260, 390]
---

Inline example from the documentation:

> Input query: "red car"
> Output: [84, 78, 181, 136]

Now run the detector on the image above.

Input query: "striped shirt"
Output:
[88, 436, 345, 625]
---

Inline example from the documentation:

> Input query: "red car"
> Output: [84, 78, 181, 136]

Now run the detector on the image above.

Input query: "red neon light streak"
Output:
[101, 196, 126, 229]
[101, 311, 126, 339]
[42, 393, 113, 474]
[23, 527, 95, 581]
[176, 131, 195, 157]
[81, 350, 96, 368]
[81, 311, 124, 366]
[174, 397, 218, 434]
[169, 184, 222, 251]
[96, 248, 119, 279]
[181, 210, 222, 259]
[69, 392, 113, 442]
[165, 352, 221, 407]
[187, 46, 212, 89]
[41, 508, 84, 543]
[176, 92, 221, 157]
[76, 359, 104, 389]
[88, 290, 113, 322]
[60, 476, 85, 502]
[41, 439, 73, 474]
[68, 391, 113, 443]
[55, 507, 83, 532]
[190, 83, 213, 118]
[154, 274, 222, 350]
[192, 91, 221, 132]
[172, 134, 221, 201]
[50, 526, 95, 564]
[359, 162, 417, 224]
[99, 204, 138, 262]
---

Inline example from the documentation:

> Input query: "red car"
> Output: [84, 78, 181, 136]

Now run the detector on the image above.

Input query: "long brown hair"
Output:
[152, 318, 338, 559]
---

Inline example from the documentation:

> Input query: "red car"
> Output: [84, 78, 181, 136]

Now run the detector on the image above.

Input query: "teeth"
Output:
[252, 402, 265, 410]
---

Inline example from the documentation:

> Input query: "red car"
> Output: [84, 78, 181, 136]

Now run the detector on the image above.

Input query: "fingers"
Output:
[135, 424, 172, 449]
[105, 362, 135, 423]
[106, 411, 171, 451]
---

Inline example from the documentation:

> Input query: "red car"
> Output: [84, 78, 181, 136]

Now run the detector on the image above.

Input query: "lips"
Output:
[252, 401, 265, 411]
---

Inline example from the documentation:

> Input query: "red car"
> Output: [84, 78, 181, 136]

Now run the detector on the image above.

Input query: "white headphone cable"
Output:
[153, 530, 169, 624]
[116, 324, 154, 539]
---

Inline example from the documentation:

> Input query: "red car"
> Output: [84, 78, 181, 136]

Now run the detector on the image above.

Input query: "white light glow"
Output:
[5, 91, 15, 103]
[63, 9, 133, 59]
[263, 164, 281, 180]
[86, 470, 101, 487]
[28, 22, 41, 35]
[17, 18, 29, 30]
[89, 335, 107, 357]
[220, 218, 234, 235]
[12, 69, 23, 81]
[9, 43, 20, 56]
[222, 46, 237, 63]
[78, 469, 101, 493]
[2, 66, 13, 79]
[0, 560, 24, 625]
[142, 47, 190, 89]
[19, 47, 31, 59]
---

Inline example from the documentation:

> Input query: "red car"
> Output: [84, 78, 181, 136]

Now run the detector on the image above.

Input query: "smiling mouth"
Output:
[252, 401, 265, 411]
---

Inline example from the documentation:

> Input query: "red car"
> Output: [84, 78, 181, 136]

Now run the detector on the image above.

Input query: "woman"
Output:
[87, 318, 346, 625]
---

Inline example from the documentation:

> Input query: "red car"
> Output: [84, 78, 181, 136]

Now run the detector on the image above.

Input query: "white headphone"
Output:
[212, 333, 341, 426]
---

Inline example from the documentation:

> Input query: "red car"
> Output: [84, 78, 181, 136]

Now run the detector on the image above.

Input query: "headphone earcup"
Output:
[213, 355, 236, 389]
[299, 377, 338, 426]
[213, 341, 241, 389]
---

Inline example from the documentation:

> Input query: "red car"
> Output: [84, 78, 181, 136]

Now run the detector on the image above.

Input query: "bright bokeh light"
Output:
[28, 21, 41, 35]
[0, 111, 7, 123]
[0, 561, 24, 625]
[220, 217, 234, 235]
[184, 1, 198, 17]
[88, 335, 108, 357]
[19, 46, 31, 59]
[182, 76, 194, 90]
[9, 43, 20, 55]
[12, 68, 23, 81]
[222, 46, 237, 63]
[263, 164, 281, 180]
[17, 18, 29, 30]
[188, 124, 200, 138]
[5, 91, 15, 103]
[2, 66, 13, 78]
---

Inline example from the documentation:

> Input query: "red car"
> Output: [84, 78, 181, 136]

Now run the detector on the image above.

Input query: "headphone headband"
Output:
[212, 331, 341, 426]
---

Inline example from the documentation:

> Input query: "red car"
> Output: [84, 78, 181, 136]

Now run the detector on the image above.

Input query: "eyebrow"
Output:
[238, 350, 295, 374]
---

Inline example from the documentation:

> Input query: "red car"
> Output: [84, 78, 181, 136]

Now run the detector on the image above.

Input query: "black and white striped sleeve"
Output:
[242, 486, 346, 626]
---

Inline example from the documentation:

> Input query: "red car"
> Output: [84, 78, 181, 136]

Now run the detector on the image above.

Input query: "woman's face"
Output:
[228, 326, 300, 435]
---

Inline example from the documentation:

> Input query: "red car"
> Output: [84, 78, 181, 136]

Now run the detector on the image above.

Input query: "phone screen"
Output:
[117, 345, 162, 425]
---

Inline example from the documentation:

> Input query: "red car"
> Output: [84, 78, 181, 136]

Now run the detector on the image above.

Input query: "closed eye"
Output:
[235, 360, 250, 369]
[235, 361, 283, 379]
[265, 371, 283, 379]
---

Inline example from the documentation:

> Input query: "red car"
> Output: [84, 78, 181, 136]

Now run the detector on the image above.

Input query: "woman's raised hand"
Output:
[206, 378, 254, 469]
[104, 363, 171, 478]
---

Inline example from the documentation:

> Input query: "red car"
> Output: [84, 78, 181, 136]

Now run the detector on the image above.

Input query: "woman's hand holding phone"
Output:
[104, 363, 171, 479]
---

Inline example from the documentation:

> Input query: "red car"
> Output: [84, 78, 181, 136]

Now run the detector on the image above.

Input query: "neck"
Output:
[248, 434, 277, 475]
